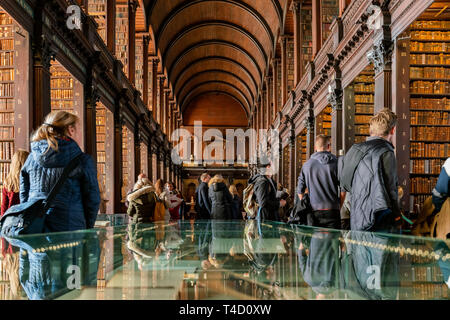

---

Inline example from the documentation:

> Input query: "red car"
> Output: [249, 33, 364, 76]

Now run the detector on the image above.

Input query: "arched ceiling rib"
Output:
[173, 57, 258, 96]
[177, 70, 255, 107]
[180, 81, 251, 117]
[145, 0, 284, 121]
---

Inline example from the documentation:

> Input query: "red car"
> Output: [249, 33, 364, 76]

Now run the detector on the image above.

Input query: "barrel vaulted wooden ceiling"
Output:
[142, 0, 292, 122]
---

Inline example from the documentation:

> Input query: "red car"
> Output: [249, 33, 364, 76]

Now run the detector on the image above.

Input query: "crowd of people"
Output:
[0, 108, 449, 237]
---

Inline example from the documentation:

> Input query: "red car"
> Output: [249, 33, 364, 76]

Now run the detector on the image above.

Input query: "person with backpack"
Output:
[246, 156, 286, 221]
[17, 110, 100, 232]
[208, 174, 233, 220]
[195, 172, 212, 220]
[297, 135, 341, 229]
[339, 108, 400, 232]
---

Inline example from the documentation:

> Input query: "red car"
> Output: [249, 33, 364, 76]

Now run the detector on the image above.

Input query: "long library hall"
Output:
[0, 0, 449, 301]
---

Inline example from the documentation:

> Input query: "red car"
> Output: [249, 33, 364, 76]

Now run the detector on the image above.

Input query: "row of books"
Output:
[0, 82, 13, 96]
[122, 126, 130, 200]
[410, 177, 439, 194]
[354, 83, 374, 92]
[410, 97, 450, 110]
[0, 68, 13, 82]
[410, 159, 445, 174]
[410, 111, 450, 125]
[355, 94, 374, 103]
[410, 81, 450, 94]
[410, 142, 448, 158]
[410, 31, 450, 41]
[50, 78, 73, 88]
[355, 115, 371, 124]
[51, 100, 73, 110]
[0, 141, 14, 160]
[0, 51, 13, 67]
[0, 112, 13, 124]
[0, 13, 13, 25]
[411, 265, 445, 282]
[411, 194, 429, 209]
[0, 127, 14, 139]
[410, 41, 450, 52]
[412, 20, 450, 29]
[410, 66, 450, 79]
[410, 126, 450, 140]
[355, 75, 373, 82]
[411, 283, 448, 299]
[96, 105, 107, 190]
[97, 140, 105, 152]
[354, 125, 369, 135]
[355, 104, 374, 114]
[410, 54, 450, 66]
[0, 163, 10, 184]
[0, 39, 13, 50]
[50, 89, 74, 100]
[0, 26, 13, 38]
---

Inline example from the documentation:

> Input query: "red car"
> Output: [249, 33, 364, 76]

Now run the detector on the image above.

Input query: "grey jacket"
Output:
[348, 136, 400, 231]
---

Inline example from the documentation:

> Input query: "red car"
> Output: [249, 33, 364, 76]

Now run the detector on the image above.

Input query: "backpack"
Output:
[287, 194, 312, 225]
[339, 139, 386, 192]
[243, 183, 258, 219]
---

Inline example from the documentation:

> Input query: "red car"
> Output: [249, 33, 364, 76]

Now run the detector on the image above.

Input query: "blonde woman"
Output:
[208, 175, 233, 219]
[1, 149, 29, 217]
[18, 110, 100, 232]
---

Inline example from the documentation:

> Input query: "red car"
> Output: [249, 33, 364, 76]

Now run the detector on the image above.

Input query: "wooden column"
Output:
[106, 0, 116, 54]
[113, 104, 124, 213]
[142, 36, 150, 109]
[272, 59, 279, 118]
[342, 85, 355, 152]
[339, 0, 351, 16]
[158, 76, 165, 126]
[304, 93, 315, 159]
[280, 36, 288, 106]
[164, 90, 170, 134]
[393, 35, 411, 211]
[292, 0, 302, 86]
[288, 122, 296, 196]
[368, 7, 393, 112]
[32, 4, 52, 130]
[84, 57, 100, 160]
[128, 0, 137, 83]
[328, 63, 343, 155]
[266, 77, 272, 128]
[134, 125, 141, 178]
[151, 58, 159, 118]
[312, 0, 322, 57]
[150, 148, 156, 182]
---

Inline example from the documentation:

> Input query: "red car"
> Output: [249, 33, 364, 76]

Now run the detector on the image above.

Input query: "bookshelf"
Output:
[116, 2, 129, 77]
[295, 128, 307, 178]
[140, 141, 148, 177]
[0, 9, 14, 211]
[135, 36, 144, 95]
[50, 61, 74, 113]
[301, 4, 313, 74]
[88, 0, 107, 44]
[121, 125, 134, 203]
[287, 38, 295, 92]
[352, 64, 375, 143]
[283, 145, 290, 187]
[321, 0, 339, 44]
[409, 18, 450, 211]
[316, 105, 332, 137]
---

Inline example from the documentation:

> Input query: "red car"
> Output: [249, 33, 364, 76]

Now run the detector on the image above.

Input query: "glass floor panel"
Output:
[0, 218, 449, 300]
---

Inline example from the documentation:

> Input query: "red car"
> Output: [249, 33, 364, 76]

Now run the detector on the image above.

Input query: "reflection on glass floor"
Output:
[0, 217, 449, 300]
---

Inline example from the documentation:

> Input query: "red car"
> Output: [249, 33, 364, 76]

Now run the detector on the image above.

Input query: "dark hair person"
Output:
[19, 110, 100, 232]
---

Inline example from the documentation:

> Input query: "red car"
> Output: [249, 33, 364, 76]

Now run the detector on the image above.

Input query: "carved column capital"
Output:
[367, 38, 393, 74]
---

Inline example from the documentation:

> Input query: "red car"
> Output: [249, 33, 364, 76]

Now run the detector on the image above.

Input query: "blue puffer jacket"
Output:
[19, 138, 100, 232]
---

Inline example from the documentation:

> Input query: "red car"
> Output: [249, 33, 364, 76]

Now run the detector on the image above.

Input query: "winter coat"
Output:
[126, 186, 157, 223]
[248, 174, 280, 221]
[196, 182, 212, 219]
[231, 194, 242, 219]
[19, 138, 100, 232]
[297, 151, 340, 211]
[432, 158, 450, 213]
[208, 181, 233, 220]
[345, 136, 400, 231]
